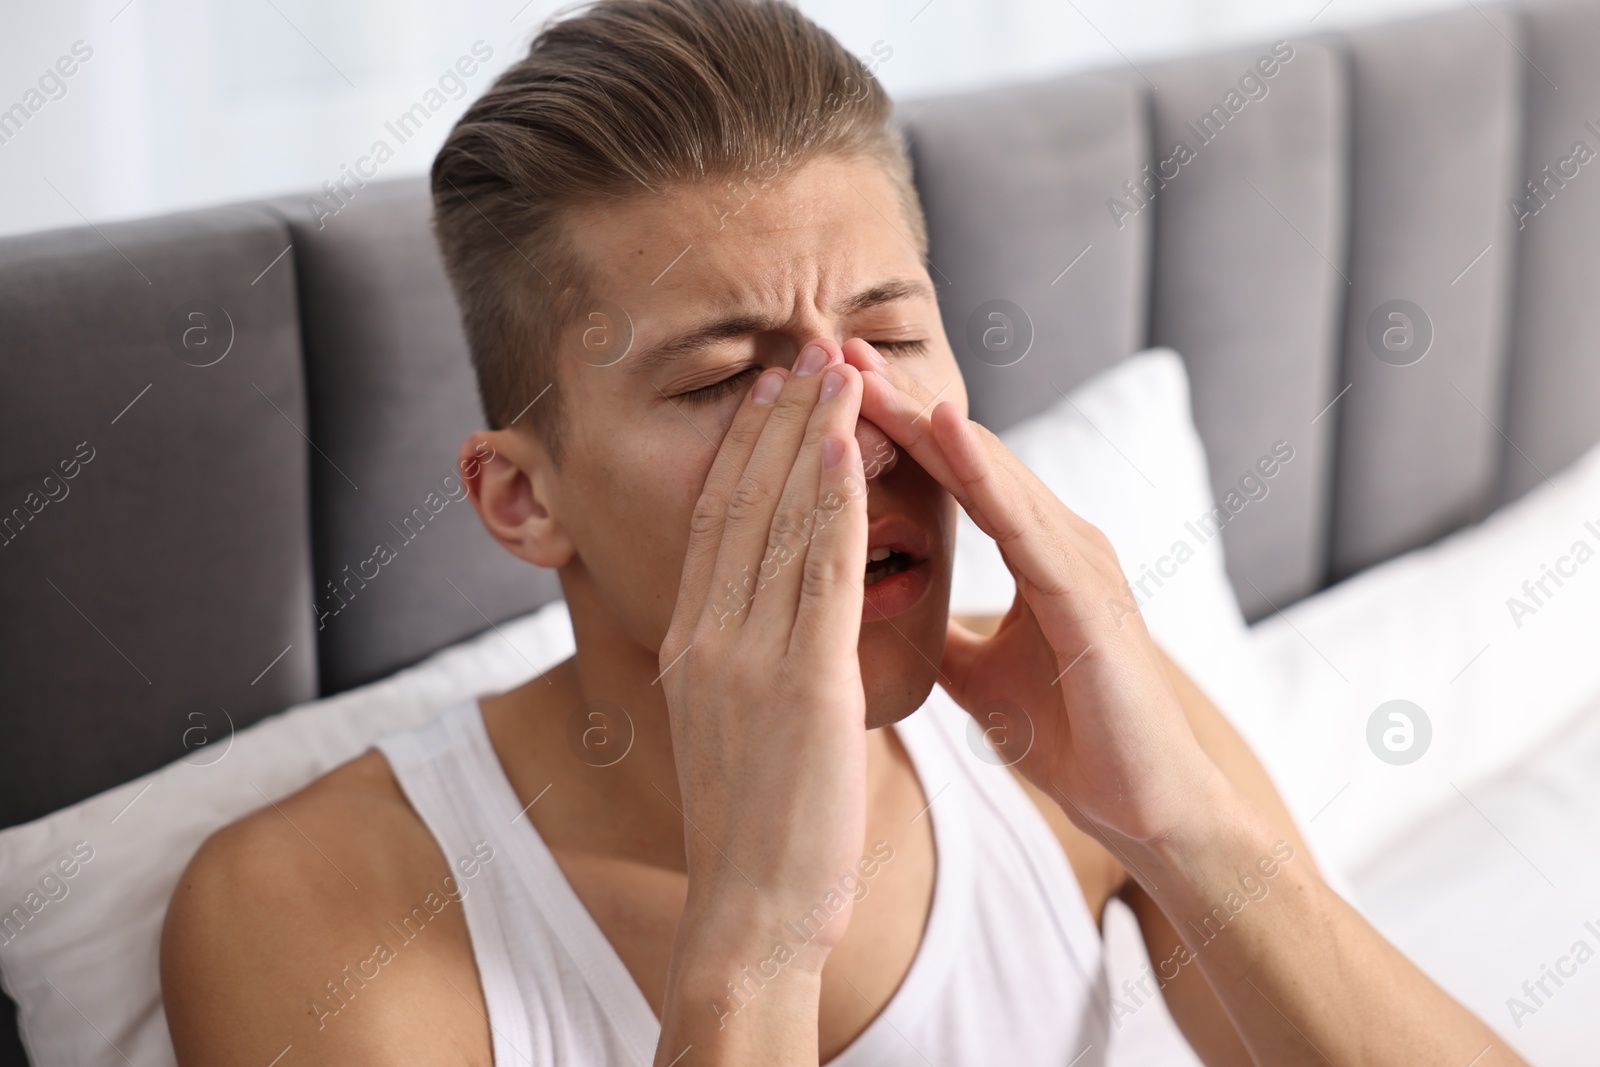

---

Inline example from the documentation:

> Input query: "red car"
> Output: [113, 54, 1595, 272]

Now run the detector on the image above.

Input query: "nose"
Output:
[856, 417, 898, 479]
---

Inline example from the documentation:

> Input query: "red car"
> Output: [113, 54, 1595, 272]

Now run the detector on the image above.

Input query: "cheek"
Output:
[571, 414, 720, 622]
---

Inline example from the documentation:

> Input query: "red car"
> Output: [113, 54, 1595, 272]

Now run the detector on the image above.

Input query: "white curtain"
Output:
[0, 0, 1468, 239]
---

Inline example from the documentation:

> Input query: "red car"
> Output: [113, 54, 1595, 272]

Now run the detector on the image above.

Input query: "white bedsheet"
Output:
[1351, 685, 1600, 1065]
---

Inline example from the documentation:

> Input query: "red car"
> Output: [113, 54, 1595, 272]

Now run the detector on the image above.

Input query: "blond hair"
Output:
[431, 0, 925, 462]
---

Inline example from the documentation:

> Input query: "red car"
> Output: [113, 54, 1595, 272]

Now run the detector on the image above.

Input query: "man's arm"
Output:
[865, 342, 1523, 1064]
[961, 607, 1518, 1066]
[956, 611, 1264, 1062]
[1113, 648, 1521, 1065]
[651, 348, 876, 1066]
[1113, 646, 1305, 1065]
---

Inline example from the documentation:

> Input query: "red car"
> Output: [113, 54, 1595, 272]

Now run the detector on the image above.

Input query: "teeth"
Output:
[867, 546, 893, 562]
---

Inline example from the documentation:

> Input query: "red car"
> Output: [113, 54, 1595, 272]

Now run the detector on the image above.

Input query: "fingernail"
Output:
[793, 344, 829, 377]
[868, 345, 887, 364]
[819, 368, 845, 402]
[751, 370, 784, 405]
[822, 435, 845, 469]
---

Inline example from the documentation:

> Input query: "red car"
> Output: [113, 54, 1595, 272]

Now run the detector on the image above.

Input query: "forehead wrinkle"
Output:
[622, 252, 802, 375]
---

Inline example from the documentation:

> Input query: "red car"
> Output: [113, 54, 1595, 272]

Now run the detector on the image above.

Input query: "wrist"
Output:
[677, 884, 834, 979]
[1154, 763, 1245, 846]
[1116, 768, 1258, 874]
[1116, 771, 1306, 909]
[669, 945, 825, 1022]
[663, 896, 828, 1059]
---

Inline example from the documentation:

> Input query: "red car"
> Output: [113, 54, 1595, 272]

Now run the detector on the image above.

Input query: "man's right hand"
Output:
[654, 339, 871, 1066]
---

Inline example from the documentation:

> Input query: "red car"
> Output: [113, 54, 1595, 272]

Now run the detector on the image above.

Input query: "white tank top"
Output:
[374, 685, 1110, 1066]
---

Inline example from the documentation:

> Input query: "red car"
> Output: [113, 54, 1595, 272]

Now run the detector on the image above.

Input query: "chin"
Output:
[857, 603, 947, 730]
[857, 501, 955, 729]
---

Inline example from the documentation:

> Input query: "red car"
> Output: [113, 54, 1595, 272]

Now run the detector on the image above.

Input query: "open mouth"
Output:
[865, 546, 916, 586]
[858, 516, 933, 620]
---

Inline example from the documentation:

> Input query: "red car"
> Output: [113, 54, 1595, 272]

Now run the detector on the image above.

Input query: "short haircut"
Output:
[430, 0, 927, 463]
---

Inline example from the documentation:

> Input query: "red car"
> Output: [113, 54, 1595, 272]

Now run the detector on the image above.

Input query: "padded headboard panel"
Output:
[1502, 0, 1600, 502]
[904, 41, 1350, 618]
[1139, 40, 1348, 618]
[264, 181, 560, 695]
[1327, 8, 1523, 581]
[901, 72, 1151, 432]
[0, 206, 317, 828]
[904, 0, 1600, 619]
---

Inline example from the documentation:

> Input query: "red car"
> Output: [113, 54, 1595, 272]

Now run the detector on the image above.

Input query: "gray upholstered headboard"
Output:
[3, 0, 1598, 833]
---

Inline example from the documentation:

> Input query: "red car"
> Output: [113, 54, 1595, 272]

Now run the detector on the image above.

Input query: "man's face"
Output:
[545, 153, 967, 728]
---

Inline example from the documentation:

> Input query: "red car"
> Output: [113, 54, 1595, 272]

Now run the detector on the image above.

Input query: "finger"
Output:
[747, 362, 865, 638]
[847, 339, 1113, 606]
[848, 335, 1105, 547]
[939, 616, 986, 706]
[847, 340, 1075, 595]
[927, 402, 1098, 609]
[788, 399, 869, 664]
[701, 340, 843, 634]
[842, 338, 964, 497]
[847, 339, 1015, 547]
[669, 366, 788, 647]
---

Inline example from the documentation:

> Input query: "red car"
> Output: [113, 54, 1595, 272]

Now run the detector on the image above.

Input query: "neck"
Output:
[480, 578, 901, 866]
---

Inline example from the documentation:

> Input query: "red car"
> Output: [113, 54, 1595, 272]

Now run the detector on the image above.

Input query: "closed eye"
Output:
[677, 365, 762, 405]
[869, 340, 928, 357]
[675, 341, 927, 404]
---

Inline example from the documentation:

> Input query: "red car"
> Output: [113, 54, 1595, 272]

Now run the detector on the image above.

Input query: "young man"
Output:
[160, 1, 1524, 1064]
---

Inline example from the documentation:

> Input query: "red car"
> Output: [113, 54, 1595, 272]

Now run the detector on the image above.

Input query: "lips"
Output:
[864, 515, 930, 571]
[861, 515, 932, 621]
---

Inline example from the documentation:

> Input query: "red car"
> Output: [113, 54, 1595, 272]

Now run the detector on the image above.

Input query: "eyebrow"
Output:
[624, 277, 936, 374]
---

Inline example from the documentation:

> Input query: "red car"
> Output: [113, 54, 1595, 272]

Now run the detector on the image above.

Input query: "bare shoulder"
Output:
[160, 750, 491, 1066]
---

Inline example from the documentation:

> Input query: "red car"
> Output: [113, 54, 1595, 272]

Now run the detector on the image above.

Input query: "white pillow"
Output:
[951, 348, 1265, 724]
[1241, 438, 1600, 878]
[0, 600, 578, 1067]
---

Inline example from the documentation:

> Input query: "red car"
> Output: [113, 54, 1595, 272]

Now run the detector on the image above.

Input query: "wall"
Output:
[0, 0, 1471, 238]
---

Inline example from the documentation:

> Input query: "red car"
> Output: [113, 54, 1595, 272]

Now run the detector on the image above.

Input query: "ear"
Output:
[458, 429, 575, 569]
